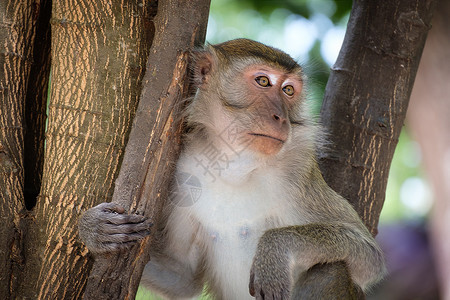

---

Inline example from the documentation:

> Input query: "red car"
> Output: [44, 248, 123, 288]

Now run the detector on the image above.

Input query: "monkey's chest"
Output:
[195, 182, 295, 245]
[192, 183, 298, 299]
[198, 205, 265, 299]
[204, 224, 260, 299]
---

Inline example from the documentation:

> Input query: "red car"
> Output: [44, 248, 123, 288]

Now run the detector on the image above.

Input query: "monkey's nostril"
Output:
[273, 114, 287, 124]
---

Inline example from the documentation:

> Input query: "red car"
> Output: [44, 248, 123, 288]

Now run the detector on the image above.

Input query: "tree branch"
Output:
[83, 0, 210, 298]
[319, 0, 436, 235]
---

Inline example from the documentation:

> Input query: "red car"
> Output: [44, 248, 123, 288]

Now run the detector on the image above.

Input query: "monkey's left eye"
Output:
[282, 85, 294, 96]
[255, 76, 271, 87]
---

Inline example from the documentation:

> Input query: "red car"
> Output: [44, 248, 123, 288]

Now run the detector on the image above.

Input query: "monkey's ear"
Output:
[191, 50, 214, 87]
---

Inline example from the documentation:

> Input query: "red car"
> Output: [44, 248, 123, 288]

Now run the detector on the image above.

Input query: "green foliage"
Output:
[136, 286, 161, 300]
[381, 129, 431, 222]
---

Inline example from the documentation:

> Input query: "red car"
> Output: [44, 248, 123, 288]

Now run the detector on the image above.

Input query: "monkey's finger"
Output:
[255, 289, 265, 300]
[266, 292, 276, 300]
[98, 232, 150, 244]
[251, 281, 264, 299]
[102, 222, 153, 235]
[97, 202, 126, 214]
[106, 213, 149, 225]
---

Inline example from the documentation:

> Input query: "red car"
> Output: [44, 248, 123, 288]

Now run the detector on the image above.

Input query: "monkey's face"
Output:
[190, 40, 305, 158]
[211, 63, 303, 156]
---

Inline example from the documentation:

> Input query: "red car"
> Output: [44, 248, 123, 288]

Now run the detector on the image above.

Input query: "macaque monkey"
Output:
[79, 39, 385, 299]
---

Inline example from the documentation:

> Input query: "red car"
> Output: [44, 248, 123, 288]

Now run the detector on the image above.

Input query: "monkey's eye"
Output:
[255, 76, 271, 87]
[282, 85, 294, 96]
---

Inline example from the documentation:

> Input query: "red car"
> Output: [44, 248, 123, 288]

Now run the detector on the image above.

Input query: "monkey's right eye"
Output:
[255, 76, 271, 87]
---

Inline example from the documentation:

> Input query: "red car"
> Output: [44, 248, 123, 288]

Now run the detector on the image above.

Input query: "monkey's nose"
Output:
[272, 114, 287, 124]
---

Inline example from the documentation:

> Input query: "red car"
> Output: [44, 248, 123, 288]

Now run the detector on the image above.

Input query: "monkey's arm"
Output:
[140, 211, 205, 298]
[141, 250, 204, 298]
[249, 223, 385, 299]
[292, 261, 365, 300]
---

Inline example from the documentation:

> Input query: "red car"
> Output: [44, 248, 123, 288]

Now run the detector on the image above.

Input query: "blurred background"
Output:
[138, 0, 450, 299]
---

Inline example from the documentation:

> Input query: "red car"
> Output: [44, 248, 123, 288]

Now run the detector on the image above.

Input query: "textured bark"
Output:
[0, 1, 41, 298]
[319, 0, 436, 235]
[407, 0, 450, 297]
[17, 1, 156, 299]
[83, 0, 210, 298]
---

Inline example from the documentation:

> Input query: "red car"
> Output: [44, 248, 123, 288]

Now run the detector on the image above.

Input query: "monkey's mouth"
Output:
[248, 133, 285, 143]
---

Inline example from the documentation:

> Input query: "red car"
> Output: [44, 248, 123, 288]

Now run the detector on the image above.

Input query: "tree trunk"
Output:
[0, 1, 42, 297]
[407, 0, 450, 296]
[17, 1, 156, 299]
[319, 0, 436, 235]
[83, 0, 210, 298]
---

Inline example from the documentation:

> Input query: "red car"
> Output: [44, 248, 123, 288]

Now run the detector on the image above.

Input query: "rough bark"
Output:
[319, 0, 436, 235]
[83, 0, 210, 299]
[0, 1, 41, 298]
[407, 0, 450, 297]
[17, 1, 156, 299]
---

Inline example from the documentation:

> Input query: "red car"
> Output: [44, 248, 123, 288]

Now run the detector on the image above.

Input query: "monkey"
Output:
[78, 38, 386, 299]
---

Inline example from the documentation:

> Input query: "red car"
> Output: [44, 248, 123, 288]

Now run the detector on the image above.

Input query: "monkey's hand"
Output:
[249, 231, 292, 300]
[78, 202, 153, 254]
